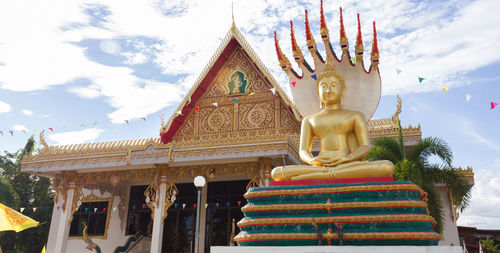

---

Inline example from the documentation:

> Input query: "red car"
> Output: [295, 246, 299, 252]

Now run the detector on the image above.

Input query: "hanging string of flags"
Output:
[393, 69, 497, 108]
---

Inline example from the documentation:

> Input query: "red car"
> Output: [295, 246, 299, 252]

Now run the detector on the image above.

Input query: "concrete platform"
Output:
[211, 246, 462, 253]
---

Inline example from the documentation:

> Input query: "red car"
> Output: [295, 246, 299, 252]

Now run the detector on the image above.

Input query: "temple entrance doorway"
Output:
[160, 179, 248, 253]
[204, 180, 248, 253]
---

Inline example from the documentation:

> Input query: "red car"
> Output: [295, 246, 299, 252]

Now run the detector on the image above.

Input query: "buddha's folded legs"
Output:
[271, 160, 394, 181]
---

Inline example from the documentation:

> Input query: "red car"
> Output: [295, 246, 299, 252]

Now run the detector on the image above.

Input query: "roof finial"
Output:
[232, 2, 235, 26]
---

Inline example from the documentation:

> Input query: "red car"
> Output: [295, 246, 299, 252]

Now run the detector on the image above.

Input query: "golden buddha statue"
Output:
[271, 62, 394, 181]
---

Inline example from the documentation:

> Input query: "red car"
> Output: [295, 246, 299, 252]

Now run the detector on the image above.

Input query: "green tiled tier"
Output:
[235, 181, 441, 246]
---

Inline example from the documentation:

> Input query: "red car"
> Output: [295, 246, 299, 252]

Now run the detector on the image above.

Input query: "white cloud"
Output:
[0, 101, 11, 114]
[458, 169, 500, 229]
[99, 39, 121, 54]
[12, 125, 28, 132]
[22, 109, 33, 116]
[68, 86, 101, 99]
[459, 116, 500, 152]
[0, 0, 499, 122]
[47, 128, 105, 145]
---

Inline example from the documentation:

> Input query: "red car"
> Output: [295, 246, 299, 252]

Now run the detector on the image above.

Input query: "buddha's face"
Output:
[318, 76, 343, 105]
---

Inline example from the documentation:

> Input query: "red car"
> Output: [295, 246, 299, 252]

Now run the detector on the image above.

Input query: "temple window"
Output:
[69, 200, 111, 238]
[126, 185, 152, 235]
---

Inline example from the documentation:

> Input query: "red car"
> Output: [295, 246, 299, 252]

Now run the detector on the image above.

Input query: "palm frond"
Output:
[368, 137, 404, 162]
[425, 165, 473, 212]
[365, 146, 399, 164]
[409, 137, 452, 167]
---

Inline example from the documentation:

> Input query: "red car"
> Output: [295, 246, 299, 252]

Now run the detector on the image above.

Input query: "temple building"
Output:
[21, 15, 472, 253]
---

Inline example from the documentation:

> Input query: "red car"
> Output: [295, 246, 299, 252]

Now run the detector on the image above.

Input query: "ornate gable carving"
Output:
[172, 46, 301, 147]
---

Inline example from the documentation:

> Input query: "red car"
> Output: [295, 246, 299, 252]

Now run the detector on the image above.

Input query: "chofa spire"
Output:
[320, 0, 329, 41]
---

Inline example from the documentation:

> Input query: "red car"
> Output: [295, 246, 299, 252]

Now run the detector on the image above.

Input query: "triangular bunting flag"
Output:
[142, 204, 146, 208]
[33, 207, 37, 212]
[34, 129, 39, 132]
[193, 204, 197, 209]
[205, 204, 208, 208]
[291, 81, 296, 87]
[85, 207, 88, 212]
[57, 206, 60, 210]
[159, 114, 164, 120]
[132, 205, 136, 210]
[237, 201, 241, 206]
[232, 98, 237, 103]
[22, 130, 27, 133]
[418, 77, 424, 83]
[45, 207, 49, 211]
[311, 74, 317, 80]
[141, 117, 146, 121]
[9, 130, 14, 136]
[270, 88, 276, 95]
[216, 203, 219, 207]
[194, 107, 199, 112]
[466, 94, 472, 102]
[113, 207, 117, 211]
[92, 122, 97, 125]
[226, 202, 230, 207]
[20, 207, 25, 213]
[174, 203, 178, 208]
[491, 102, 498, 110]
[94, 207, 97, 212]
[212, 102, 218, 108]
[124, 120, 129, 124]
[442, 86, 448, 93]
[0, 131, 3, 136]
[48, 128, 53, 132]
[103, 207, 107, 212]
[182, 204, 186, 209]
[396, 69, 402, 75]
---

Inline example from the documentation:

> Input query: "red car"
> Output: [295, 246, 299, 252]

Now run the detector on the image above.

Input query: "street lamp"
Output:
[193, 176, 206, 253]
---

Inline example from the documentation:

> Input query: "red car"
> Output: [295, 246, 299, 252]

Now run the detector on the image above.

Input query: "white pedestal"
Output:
[211, 246, 462, 253]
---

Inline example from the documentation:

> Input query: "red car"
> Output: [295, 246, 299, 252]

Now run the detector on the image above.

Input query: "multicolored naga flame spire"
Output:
[273, 0, 381, 120]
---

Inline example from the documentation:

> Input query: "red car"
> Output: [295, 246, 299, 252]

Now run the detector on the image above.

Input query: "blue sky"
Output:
[0, 0, 499, 228]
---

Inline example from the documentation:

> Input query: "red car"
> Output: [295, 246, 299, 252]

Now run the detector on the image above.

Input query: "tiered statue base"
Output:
[235, 178, 441, 246]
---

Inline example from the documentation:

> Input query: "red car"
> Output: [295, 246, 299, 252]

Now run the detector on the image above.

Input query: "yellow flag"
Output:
[442, 86, 449, 93]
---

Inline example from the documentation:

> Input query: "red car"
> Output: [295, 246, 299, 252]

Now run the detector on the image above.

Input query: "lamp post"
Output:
[193, 176, 206, 253]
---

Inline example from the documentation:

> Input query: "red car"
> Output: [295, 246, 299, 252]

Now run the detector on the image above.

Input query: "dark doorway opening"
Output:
[204, 180, 248, 253]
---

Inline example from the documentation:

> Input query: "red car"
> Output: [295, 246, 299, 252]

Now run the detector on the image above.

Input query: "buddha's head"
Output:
[317, 61, 346, 108]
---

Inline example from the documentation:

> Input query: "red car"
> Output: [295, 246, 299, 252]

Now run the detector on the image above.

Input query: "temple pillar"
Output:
[150, 176, 167, 253]
[46, 182, 75, 253]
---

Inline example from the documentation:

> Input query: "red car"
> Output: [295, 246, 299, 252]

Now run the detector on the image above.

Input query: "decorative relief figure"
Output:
[228, 71, 248, 94]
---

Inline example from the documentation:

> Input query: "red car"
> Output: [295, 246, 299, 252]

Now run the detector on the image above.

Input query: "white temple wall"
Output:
[437, 185, 460, 246]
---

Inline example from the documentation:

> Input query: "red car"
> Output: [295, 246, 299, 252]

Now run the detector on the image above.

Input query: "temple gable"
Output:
[172, 47, 300, 147]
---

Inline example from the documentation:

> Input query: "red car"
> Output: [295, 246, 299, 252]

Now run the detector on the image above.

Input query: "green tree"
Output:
[481, 237, 500, 253]
[0, 136, 54, 252]
[366, 133, 472, 233]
